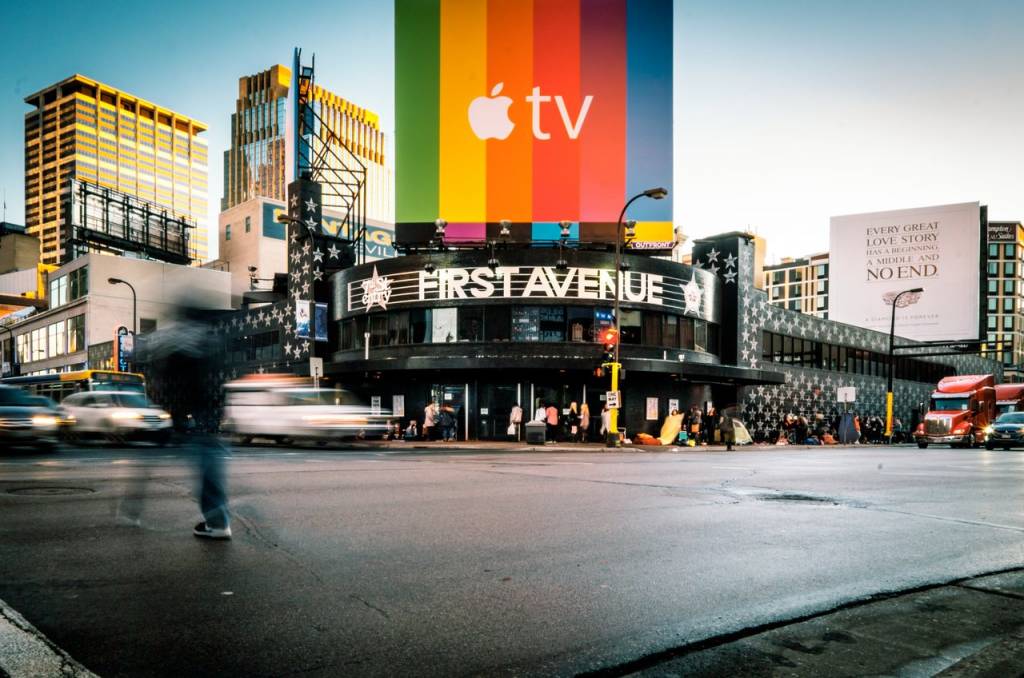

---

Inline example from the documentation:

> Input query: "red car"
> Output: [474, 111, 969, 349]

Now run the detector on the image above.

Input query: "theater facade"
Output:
[326, 232, 998, 442]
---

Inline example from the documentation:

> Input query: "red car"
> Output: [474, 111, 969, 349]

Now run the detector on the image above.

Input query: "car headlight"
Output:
[158, 412, 171, 420]
[31, 414, 58, 427]
[111, 410, 143, 421]
[983, 426, 994, 435]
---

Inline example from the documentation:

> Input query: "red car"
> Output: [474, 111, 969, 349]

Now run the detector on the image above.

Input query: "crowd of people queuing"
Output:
[772, 412, 903, 445]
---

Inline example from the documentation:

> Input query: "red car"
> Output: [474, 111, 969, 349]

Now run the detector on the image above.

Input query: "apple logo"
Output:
[468, 82, 514, 140]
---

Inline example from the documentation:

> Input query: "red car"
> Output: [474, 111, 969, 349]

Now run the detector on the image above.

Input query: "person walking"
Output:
[509, 402, 523, 441]
[439, 404, 457, 442]
[579, 402, 591, 443]
[423, 400, 436, 440]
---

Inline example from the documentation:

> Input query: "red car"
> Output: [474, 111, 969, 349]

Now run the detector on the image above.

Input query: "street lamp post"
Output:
[607, 187, 668, 446]
[107, 277, 137, 335]
[886, 287, 924, 439]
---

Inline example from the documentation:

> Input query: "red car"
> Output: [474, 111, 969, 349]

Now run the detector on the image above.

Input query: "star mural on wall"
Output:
[706, 247, 720, 263]
[328, 243, 340, 260]
[304, 197, 317, 213]
[313, 247, 324, 263]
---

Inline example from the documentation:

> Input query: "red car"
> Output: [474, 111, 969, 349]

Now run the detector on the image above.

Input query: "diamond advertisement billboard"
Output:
[395, 0, 673, 249]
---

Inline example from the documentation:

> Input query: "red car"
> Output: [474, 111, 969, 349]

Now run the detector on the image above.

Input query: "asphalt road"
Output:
[1, 443, 1023, 677]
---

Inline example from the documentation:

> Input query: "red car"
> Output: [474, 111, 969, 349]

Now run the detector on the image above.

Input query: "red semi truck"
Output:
[914, 374, 996, 449]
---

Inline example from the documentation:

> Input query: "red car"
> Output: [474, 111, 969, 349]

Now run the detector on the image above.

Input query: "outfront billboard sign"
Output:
[829, 202, 981, 342]
[395, 0, 673, 248]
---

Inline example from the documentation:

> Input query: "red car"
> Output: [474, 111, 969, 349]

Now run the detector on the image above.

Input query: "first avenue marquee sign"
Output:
[345, 265, 712, 319]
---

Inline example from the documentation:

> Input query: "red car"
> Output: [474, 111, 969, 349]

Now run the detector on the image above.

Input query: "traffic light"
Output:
[601, 327, 619, 363]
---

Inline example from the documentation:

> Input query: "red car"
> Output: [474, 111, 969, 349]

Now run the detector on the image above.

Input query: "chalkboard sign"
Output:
[512, 307, 539, 342]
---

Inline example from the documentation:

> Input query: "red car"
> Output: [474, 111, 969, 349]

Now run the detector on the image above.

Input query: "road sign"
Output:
[606, 390, 620, 408]
[310, 357, 324, 379]
[837, 386, 856, 403]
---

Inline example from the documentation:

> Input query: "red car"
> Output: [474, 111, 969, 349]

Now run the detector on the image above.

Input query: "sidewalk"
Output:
[597, 569, 1024, 677]
[352, 439, 904, 454]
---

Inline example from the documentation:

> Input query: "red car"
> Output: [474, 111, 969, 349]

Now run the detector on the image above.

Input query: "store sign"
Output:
[345, 265, 711, 318]
[829, 202, 981, 341]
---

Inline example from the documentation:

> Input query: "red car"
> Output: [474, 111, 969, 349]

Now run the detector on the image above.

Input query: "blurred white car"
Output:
[222, 377, 389, 444]
[62, 391, 172, 445]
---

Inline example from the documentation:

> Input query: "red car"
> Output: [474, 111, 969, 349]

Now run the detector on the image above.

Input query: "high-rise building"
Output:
[984, 221, 1024, 381]
[24, 75, 209, 265]
[762, 253, 830, 318]
[221, 64, 392, 223]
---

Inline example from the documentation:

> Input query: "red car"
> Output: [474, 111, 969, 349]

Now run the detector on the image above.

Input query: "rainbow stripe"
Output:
[395, 0, 673, 242]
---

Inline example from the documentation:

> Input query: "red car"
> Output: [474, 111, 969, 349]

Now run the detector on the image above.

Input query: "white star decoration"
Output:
[724, 270, 737, 284]
[305, 217, 318, 231]
[724, 253, 737, 269]
[706, 248, 720, 263]
[304, 197, 317, 213]
[289, 195, 298, 208]
[313, 248, 324, 263]
[328, 244, 340, 260]
[314, 269, 323, 281]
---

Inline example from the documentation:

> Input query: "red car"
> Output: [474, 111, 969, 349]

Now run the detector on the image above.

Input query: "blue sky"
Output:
[1, 0, 1021, 261]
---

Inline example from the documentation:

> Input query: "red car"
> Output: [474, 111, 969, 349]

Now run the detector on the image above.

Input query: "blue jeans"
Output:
[195, 435, 229, 529]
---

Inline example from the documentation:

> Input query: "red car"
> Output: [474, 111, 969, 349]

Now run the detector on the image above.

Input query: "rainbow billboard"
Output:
[395, 0, 673, 248]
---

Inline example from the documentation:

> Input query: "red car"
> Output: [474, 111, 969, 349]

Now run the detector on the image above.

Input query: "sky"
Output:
[0, 0, 1021, 263]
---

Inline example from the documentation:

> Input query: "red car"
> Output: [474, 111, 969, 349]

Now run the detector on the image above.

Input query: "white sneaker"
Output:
[193, 521, 232, 539]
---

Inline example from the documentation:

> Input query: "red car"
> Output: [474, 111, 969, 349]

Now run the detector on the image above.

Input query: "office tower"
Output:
[221, 64, 392, 222]
[24, 74, 209, 264]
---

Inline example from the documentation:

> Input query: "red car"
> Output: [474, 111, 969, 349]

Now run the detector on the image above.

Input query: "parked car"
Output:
[222, 376, 389, 444]
[0, 385, 60, 452]
[62, 391, 172, 445]
[984, 411, 1024, 450]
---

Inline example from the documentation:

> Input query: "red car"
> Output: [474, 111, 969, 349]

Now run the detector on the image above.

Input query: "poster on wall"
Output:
[829, 202, 981, 341]
[371, 396, 382, 415]
[314, 303, 329, 342]
[295, 300, 311, 339]
[668, 398, 679, 413]
[646, 397, 659, 421]
[393, 395, 405, 417]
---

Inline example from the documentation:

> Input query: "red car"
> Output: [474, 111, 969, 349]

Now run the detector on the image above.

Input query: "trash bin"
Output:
[525, 421, 546, 444]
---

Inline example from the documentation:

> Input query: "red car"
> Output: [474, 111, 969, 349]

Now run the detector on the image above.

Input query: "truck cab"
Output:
[994, 383, 1024, 416]
[914, 374, 996, 448]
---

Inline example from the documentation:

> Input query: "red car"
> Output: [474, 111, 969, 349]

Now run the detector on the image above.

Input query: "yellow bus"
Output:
[0, 370, 146, 403]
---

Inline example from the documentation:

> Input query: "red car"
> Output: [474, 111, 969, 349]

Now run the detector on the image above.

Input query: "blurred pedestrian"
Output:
[142, 306, 231, 540]
[545, 403, 559, 442]
[600, 404, 611, 440]
[439, 404, 457, 442]
[566, 402, 580, 442]
[719, 407, 736, 451]
[404, 420, 418, 441]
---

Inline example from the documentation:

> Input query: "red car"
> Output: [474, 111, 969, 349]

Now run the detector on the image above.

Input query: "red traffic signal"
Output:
[600, 328, 619, 348]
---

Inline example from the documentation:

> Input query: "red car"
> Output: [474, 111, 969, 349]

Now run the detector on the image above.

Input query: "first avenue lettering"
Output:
[419, 266, 664, 305]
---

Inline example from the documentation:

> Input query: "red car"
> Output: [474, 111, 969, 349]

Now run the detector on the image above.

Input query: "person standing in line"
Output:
[579, 402, 591, 442]
[545, 402, 559, 442]
[566, 402, 580, 443]
[509, 402, 523, 441]
[719, 407, 736, 452]
[534, 401, 547, 423]
[423, 400, 436, 440]
[600, 404, 611, 440]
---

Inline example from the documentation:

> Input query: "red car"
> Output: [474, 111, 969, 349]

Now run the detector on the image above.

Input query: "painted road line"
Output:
[0, 597, 97, 677]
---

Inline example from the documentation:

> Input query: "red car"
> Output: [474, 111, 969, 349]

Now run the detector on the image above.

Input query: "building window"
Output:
[1004, 298, 1015, 313]
[1004, 315, 1014, 331]
[771, 271, 784, 285]
[245, 216, 251, 233]
[388, 310, 410, 345]
[432, 308, 457, 343]
[988, 262, 998, 276]
[1005, 261, 1016, 276]
[484, 307, 510, 341]
[664, 314, 679, 348]
[989, 280, 999, 294]
[1005, 280, 1015, 295]
[511, 306, 539, 342]
[694, 320, 708, 353]
[619, 310, 641, 344]
[989, 298, 999, 312]
[989, 316, 998, 330]
[368, 314, 388, 347]
[67, 315, 85, 353]
[410, 309, 431, 343]
[989, 244, 1000, 258]
[789, 284, 801, 298]
[225, 224, 231, 240]
[816, 264, 828, 278]
[566, 307, 592, 343]
[1005, 244, 1015, 258]
[790, 269, 803, 282]
[458, 307, 485, 342]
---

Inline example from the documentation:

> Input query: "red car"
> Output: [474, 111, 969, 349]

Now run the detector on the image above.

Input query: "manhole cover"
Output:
[7, 487, 95, 496]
